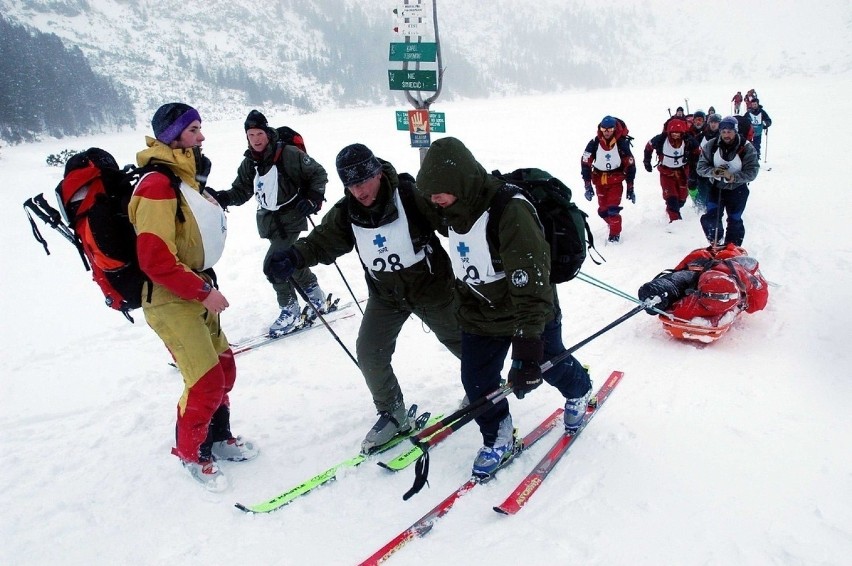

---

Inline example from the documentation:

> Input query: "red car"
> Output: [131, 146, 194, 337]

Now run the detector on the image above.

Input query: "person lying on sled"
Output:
[637, 244, 768, 338]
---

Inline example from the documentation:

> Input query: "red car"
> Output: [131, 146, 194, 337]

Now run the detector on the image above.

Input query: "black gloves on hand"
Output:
[643, 160, 653, 173]
[295, 189, 324, 217]
[295, 197, 321, 217]
[263, 248, 302, 283]
[508, 337, 544, 399]
[584, 184, 594, 202]
[626, 186, 636, 204]
[205, 187, 231, 209]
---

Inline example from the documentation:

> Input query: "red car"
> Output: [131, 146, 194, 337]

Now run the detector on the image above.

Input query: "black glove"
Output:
[263, 248, 302, 283]
[643, 160, 653, 173]
[626, 186, 636, 204]
[584, 183, 594, 202]
[295, 189, 324, 217]
[204, 187, 231, 209]
[295, 197, 321, 217]
[508, 337, 543, 399]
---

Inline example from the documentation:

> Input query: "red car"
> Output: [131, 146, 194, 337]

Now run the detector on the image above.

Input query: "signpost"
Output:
[388, 0, 444, 156]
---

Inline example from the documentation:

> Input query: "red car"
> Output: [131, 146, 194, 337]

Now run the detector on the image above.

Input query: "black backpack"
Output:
[24, 148, 182, 322]
[274, 125, 307, 155]
[489, 168, 601, 283]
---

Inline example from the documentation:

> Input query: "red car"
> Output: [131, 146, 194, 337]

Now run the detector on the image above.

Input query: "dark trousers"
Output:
[460, 308, 591, 446]
[700, 183, 750, 245]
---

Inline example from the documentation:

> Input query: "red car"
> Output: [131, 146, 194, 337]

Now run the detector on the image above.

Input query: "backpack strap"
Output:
[396, 172, 433, 253]
[131, 163, 186, 223]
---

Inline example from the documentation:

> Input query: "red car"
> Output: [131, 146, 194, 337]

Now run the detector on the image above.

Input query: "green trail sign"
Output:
[388, 70, 437, 92]
[388, 42, 437, 62]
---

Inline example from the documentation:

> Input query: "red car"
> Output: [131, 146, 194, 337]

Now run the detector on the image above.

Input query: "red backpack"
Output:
[24, 148, 182, 321]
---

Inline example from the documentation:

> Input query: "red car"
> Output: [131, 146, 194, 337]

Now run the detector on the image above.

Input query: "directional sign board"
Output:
[394, 3, 427, 19]
[395, 111, 446, 133]
[388, 42, 437, 62]
[388, 70, 437, 92]
[392, 21, 428, 36]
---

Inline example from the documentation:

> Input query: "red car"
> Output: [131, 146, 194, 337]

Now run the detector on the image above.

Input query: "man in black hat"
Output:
[263, 143, 462, 452]
[208, 109, 329, 335]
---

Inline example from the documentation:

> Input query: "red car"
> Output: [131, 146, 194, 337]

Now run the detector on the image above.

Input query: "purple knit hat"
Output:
[151, 102, 201, 144]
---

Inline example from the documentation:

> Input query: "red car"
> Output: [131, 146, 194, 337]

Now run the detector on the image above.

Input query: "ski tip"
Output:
[376, 461, 393, 471]
[493, 505, 511, 515]
[234, 502, 255, 513]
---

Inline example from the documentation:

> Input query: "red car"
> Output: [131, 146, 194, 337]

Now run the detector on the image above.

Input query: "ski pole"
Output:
[411, 298, 656, 445]
[291, 277, 359, 368]
[403, 300, 655, 499]
[307, 216, 364, 314]
[763, 128, 769, 162]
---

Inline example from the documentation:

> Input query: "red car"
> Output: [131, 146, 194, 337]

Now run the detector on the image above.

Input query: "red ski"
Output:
[358, 407, 564, 565]
[493, 370, 624, 515]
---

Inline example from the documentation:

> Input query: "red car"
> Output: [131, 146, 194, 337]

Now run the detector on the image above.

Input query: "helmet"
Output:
[693, 110, 706, 120]
[666, 119, 689, 134]
[696, 271, 740, 314]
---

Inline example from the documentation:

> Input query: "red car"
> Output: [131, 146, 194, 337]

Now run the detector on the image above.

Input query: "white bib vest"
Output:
[713, 147, 743, 175]
[661, 138, 686, 168]
[448, 208, 505, 286]
[593, 143, 622, 171]
[254, 164, 297, 211]
[179, 182, 227, 270]
[352, 189, 425, 274]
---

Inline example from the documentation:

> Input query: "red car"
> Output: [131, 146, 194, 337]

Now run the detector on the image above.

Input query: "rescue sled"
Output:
[659, 307, 742, 344]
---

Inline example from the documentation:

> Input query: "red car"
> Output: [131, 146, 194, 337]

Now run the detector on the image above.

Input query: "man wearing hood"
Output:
[416, 137, 592, 478]
[263, 144, 461, 452]
[207, 110, 329, 335]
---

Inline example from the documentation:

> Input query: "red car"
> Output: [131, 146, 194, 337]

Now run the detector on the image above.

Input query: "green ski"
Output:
[235, 409, 441, 514]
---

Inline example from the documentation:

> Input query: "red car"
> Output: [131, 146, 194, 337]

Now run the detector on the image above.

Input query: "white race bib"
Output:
[352, 189, 425, 274]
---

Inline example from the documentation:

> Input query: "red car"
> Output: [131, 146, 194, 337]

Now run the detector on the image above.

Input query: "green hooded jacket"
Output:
[416, 137, 554, 338]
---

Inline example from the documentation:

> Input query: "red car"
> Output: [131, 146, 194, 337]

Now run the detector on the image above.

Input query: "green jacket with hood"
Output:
[222, 128, 328, 238]
[416, 137, 554, 338]
[293, 159, 454, 309]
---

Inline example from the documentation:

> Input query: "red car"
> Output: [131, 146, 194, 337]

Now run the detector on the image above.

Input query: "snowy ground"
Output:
[2, 74, 851, 565]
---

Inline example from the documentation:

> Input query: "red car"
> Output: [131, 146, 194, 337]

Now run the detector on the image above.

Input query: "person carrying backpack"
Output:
[580, 115, 636, 243]
[745, 97, 772, 160]
[263, 144, 462, 453]
[206, 109, 329, 335]
[695, 116, 760, 245]
[415, 137, 592, 479]
[129, 102, 258, 492]
[643, 119, 700, 222]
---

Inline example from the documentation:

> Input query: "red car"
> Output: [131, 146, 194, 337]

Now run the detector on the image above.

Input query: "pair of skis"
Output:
[358, 370, 624, 565]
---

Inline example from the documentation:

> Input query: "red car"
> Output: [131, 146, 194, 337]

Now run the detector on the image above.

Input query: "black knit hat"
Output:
[151, 102, 201, 144]
[244, 109, 268, 131]
[336, 144, 382, 187]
